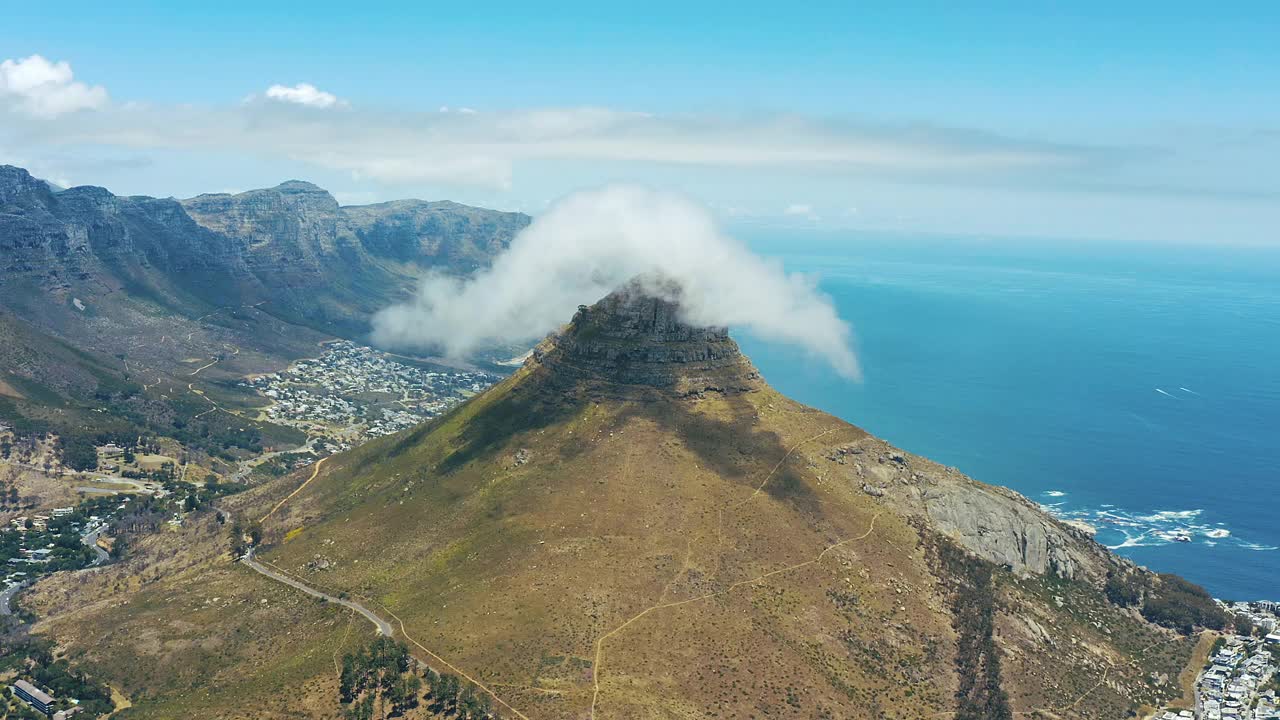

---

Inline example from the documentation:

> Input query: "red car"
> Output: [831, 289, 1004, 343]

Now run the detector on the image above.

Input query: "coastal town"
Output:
[242, 341, 498, 446]
[1157, 602, 1280, 720]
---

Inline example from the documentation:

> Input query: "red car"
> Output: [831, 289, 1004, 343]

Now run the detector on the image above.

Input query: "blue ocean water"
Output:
[737, 231, 1280, 601]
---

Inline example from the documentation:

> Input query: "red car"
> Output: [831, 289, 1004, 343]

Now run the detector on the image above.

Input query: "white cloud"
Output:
[372, 186, 860, 378]
[264, 83, 345, 108]
[0, 55, 108, 117]
[16, 102, 1096, 191]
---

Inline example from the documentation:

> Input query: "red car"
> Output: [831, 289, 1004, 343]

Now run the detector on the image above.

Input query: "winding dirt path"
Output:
[588, 510, 882, 719]
[588, 425, 856, 718]
[259, 456, 328, 524]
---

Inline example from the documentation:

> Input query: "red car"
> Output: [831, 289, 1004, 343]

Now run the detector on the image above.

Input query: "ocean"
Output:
[736, 230, 1280, 601]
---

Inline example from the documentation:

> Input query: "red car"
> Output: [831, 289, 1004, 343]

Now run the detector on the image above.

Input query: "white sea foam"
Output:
[1107, 534, 1156, 550]
[1041, 502, 1271, 554]
[1043, 490, 1066, 497]
[1136, 509, 1203, 522]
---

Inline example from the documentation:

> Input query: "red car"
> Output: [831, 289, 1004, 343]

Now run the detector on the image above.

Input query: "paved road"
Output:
[0, 580, 31, 616]
[82, 525, 110, 565]
[240, 550, 392, 636]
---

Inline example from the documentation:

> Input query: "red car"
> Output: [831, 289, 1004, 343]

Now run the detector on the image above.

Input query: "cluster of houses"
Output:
[8, 506, 69, 533]
[1178, 632, 1280, 720]
[243, 341, 497, 441]
[3, 505, 113, 610]
[1230, 601, 1280, 636]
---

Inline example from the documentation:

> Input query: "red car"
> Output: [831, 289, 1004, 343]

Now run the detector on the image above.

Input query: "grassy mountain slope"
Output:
[25, 286, 1207, 719]
[246, 288, 1197, 719]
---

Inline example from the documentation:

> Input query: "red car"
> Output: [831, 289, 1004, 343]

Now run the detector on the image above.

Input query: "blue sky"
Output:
[2, 2, 1277, 243]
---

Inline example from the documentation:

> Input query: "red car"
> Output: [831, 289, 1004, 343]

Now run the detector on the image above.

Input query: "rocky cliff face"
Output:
[182, 180, 347, 278]
[0, 165, 253, 299]
[182, 184, 529, 278]
[342, 199, 528, 271]
[531, 278, 762, 396]
[823, 435, 1114, 581]
[0, 164, 529, 335]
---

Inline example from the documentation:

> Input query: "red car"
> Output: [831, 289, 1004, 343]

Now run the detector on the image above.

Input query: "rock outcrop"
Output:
[822, 436, 1111, 581]
[921, 481, 1096, 579]
[531, 278, 762, 396]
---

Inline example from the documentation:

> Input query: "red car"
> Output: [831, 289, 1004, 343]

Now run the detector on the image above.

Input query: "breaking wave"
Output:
[1042, 503, 1270, 553]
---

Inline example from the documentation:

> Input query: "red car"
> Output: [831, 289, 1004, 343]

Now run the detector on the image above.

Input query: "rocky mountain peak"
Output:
[531, 277, 762, 396]
[272, 179, 327, 194]
[0, 165, 53, 207]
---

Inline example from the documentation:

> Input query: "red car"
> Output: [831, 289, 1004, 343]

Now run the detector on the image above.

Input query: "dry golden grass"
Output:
[25, 360, 1203, 719]
[255, 368, 964, 719]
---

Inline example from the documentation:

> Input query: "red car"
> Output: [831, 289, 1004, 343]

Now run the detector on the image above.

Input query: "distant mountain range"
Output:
[0, 163, 527, 453]
[1, 164, 528, 336]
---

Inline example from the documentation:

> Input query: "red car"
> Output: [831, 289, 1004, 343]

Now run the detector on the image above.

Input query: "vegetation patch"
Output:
[930, 536, 1012, 720]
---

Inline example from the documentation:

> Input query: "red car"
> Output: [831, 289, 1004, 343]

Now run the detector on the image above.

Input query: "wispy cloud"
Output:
[2, 100, 1103, 193]
[261, 82, 346, 109]
[0, 55, 108, 117]
[4, 54, 1274, 243]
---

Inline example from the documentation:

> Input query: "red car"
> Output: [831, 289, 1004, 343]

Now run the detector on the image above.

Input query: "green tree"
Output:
[386, 675, 420, 716]
[433, 673, 461, 713]
[1234, 615, 1256, 637]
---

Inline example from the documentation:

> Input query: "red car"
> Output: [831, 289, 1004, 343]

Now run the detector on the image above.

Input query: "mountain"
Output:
[181, 182, 527, 334]
[0, 164, 527, 338]
[30, 280, 1209, 718]
[0, 164, 527, 447]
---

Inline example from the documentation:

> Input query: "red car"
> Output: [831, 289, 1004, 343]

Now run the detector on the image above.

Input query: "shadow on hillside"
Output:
[616, 391, 824, 517]
[415, 368, 825, 518]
